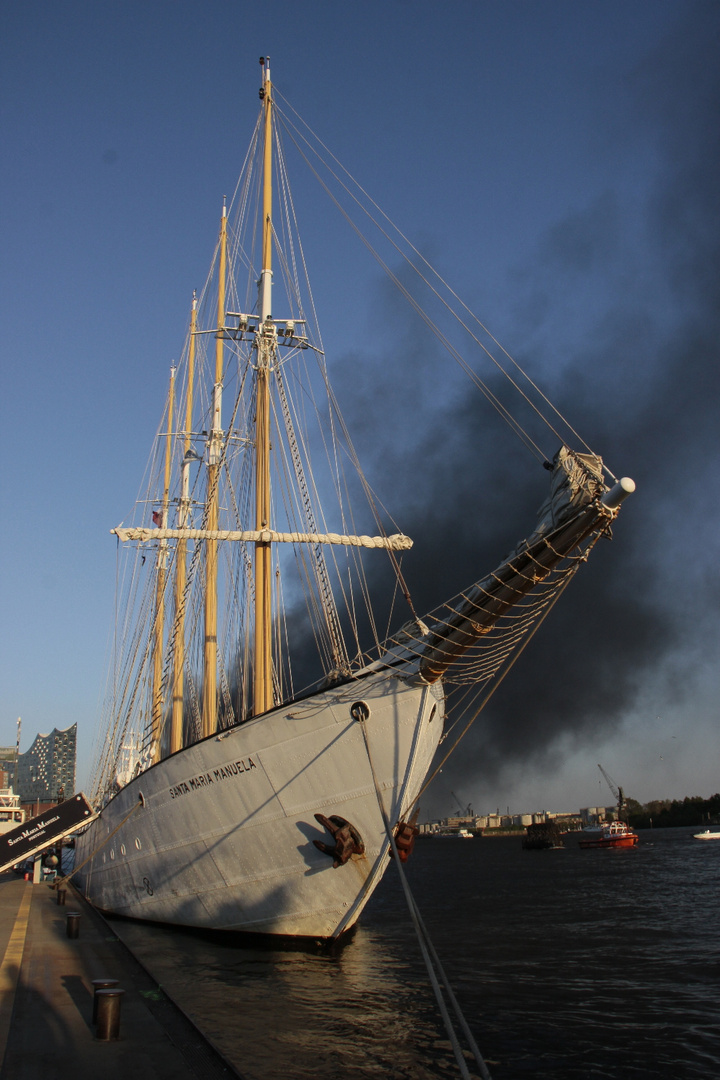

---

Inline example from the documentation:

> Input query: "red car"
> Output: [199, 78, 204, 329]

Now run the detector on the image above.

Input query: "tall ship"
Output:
[73, 60, 634, 938]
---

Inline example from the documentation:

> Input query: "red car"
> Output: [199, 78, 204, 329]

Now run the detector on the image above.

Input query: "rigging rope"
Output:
[358, 712, 492, 1080]
[272, 90, 616, 479]
[61, 798, 142, 889]
[407, 563, 579, 818]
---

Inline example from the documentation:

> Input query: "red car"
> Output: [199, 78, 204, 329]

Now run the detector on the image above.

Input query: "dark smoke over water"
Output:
[328, 5, 720, 812]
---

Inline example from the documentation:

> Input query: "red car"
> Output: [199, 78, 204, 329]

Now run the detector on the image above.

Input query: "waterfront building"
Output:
[0, 747, 16, 789]
[580, 805, 618, 825]
[16, 724, 77, 803]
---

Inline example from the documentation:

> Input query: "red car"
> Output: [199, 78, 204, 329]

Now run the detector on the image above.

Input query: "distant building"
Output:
[547, 811, 583, 829]
[16, 724, 77, 803]
[0, 747, 16, 789]
[580, 805, 617, 825]
[421, 804, 606, 834]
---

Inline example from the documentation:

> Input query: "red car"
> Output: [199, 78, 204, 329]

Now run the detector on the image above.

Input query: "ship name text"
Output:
[169, 758, 258, 799]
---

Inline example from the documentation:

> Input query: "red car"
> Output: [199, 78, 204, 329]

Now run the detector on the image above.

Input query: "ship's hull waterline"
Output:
[74, 671, 443, 938]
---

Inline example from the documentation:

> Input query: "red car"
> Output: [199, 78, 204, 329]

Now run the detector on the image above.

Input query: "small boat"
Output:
[578, 820, 638, 849]
[72, 59, 634, 939]
[693, 829, 720, 840]
[437, 828, 474, 839]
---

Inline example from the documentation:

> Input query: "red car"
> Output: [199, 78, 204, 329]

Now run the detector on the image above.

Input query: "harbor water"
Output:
[105, 826, 720, 1079]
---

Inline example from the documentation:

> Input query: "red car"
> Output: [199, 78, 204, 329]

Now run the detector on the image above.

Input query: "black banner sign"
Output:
[0, 793, 95, 872]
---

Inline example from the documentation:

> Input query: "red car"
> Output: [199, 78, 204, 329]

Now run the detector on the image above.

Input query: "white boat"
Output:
[73, 59, 634, 939]
[437, 828, 474, 839]
[693, 829, 720, 840]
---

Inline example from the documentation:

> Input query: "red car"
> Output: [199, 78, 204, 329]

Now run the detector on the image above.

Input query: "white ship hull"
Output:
[74, 670, 443, 938]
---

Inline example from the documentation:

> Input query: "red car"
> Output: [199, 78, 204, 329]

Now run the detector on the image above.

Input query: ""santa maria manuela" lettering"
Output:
[169, 758, 257, 800]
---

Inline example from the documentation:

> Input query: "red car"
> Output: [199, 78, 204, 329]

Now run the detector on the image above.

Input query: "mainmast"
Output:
[253, 55, 274, 717]
[202, 203, 227, 737]
[170, 293, 198, 753]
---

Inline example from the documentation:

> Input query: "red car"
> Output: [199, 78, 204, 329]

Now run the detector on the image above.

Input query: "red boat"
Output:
[578, 820, 638, 849]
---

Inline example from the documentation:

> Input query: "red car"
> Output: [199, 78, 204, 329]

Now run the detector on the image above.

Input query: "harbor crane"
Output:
[451, 790, 473, 817]
[598, 764, 626, 816]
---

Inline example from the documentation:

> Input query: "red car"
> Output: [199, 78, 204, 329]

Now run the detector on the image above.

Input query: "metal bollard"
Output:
[92, 979, 120, 1024]
[95, 988, 125, 1041]
[57, 888, 67, 906]
[66, 911, 81, 939]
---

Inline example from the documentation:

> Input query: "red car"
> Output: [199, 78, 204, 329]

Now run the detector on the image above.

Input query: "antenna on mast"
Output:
[13, 717, 21, 791]
[259, 55, 271, 97]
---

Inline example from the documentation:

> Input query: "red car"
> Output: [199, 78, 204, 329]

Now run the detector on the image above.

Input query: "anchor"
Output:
[313, 814, 365, 868]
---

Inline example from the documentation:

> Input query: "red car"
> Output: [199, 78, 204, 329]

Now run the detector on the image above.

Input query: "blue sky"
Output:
[1, 1, 718, 818]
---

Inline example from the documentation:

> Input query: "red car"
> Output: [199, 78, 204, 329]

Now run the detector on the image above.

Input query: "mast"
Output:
[170, 293, 197, 753]
[202, 202, 227, 737]
[13, 718, 20, 791]
[150, 366, 175, 762]
[253, 56, 274, 716]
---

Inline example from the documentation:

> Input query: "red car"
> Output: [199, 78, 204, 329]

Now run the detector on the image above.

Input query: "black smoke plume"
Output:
[325, 4, 720, 813]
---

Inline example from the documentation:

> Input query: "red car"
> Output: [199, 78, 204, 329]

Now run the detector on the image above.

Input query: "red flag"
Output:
[152, 511, 162, 526]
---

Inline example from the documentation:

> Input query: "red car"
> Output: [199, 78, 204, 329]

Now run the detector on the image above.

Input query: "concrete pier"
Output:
[0, 871, 239, 1079]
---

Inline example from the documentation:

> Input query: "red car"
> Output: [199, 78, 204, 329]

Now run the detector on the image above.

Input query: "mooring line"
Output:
[60, 797, 142, 889]
[358, 719, 492, 1080]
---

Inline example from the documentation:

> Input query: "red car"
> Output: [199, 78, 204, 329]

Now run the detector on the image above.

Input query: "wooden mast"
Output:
[202, 203, 227, 737]
[253, 56, 274, 716]
[170, 293, 197, 753]
[150, 365, 175, 762]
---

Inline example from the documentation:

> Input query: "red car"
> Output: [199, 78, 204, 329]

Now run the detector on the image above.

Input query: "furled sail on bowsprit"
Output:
[353, 446, 633, 709]
[74, 59, 633, 939]
[407, 448, 633, 684]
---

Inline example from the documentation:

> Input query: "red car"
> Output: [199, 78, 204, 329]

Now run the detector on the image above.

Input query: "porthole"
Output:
[135, 837, 142, 850]
[110, 849, 115, 860]
[120, 844, 126, 856]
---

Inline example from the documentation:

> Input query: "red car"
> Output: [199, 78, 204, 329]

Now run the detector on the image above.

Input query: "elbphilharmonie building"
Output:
[17, 724, 77, 802]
